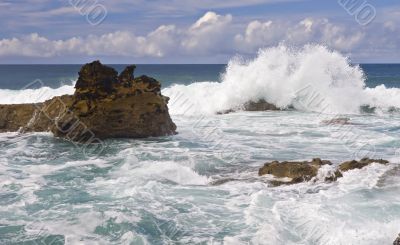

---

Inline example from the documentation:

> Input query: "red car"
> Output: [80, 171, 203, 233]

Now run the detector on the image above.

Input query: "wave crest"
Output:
[164, 44, 400, 115]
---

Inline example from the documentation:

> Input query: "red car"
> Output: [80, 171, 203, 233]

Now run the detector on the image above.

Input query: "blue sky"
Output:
[0, 0, 399, 63]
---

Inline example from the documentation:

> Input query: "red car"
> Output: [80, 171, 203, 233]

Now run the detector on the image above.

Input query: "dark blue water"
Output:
[0, 64, 398, 90]
[361, 64, 400, 88]
[0, 65, 226, 90]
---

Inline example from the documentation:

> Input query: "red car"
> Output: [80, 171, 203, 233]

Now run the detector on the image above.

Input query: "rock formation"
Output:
[259, 158, 389, 186]
[0, 61, 176, 142]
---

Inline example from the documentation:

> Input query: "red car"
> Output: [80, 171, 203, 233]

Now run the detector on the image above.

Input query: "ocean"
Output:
[1, 45, 400, 244]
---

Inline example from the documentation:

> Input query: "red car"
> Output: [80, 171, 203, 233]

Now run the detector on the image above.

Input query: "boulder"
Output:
[339, 158, 389, 172]
[258, 158, 341, 186]
[0, 61, 177, 141]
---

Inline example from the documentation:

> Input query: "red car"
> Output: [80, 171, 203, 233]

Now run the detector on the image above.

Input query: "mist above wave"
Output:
[164, 44, 400, 115]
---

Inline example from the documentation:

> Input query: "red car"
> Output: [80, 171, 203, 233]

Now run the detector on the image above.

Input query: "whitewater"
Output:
[0, 45, 400, 244]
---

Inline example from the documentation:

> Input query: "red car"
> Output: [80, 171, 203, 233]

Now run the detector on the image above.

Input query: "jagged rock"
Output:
[258, 158, 341, 186]
[339, 158, 389, 172]
[217, 99, 280, 115]
[118, 65, 136, 84]
[394, 234, 400, 245]
[0, 61, 177, 141]
[75, 60, 119, 97]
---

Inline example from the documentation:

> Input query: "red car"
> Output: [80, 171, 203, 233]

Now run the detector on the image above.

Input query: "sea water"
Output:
[0, 45, 400, 244]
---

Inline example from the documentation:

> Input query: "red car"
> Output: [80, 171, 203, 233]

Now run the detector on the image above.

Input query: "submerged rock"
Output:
[259, 158, 389, 186]
[321, 117, 351, 125]
[339, 158, 389, 172]
[243, 99, 280, 111]
[258, 158, 341, 186]
[0, 61, 177, 141]
[217, 99, 280, 114]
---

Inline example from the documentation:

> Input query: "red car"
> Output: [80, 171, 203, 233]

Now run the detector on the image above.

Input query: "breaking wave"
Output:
[164, 44, 400, 115]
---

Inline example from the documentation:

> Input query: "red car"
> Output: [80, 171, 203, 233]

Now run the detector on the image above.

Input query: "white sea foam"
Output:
[163, 44, 400, 115]
[0, 83, 74, 104]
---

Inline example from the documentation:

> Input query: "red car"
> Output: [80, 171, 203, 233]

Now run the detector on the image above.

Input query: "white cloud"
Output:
[235, 20, 286, 50]
[235, 18, 365, 53]
[0, 31, 174, 58]
[0, 12, 234, 58]
[0, 11, 397, 62]
[182, 12, 233, 53]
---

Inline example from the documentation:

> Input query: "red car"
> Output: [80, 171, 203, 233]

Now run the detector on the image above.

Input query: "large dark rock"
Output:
[75, 60, 119, 97]
[0, 61, 177, 141]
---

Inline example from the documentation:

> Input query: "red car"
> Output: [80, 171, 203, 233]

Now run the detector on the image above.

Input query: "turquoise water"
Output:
[1, 53, 400, 244]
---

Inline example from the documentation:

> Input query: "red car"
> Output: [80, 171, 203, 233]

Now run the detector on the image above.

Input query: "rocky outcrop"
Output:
[217, 99, 280, 114]
[0, 61, 176, 141]
[259, 158, 389, 186]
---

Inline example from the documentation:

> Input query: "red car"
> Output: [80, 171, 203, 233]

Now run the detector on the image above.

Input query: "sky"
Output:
[0, 0, 399, 64]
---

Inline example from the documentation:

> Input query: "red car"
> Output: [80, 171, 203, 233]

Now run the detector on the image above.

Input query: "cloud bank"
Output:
[0, 11, 399, 62]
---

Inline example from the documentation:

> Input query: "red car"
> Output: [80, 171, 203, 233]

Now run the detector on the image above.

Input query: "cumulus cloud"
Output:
[182, 12, 233, 53]
[0, 12, 234, 59]
[0, 32, 171, 58]
[235, 18, 365, 53]
[0, 11, 395, 62]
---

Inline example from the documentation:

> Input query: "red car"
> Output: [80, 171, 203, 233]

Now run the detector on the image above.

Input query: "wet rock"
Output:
[216, 109, 236, 115]
[243, 99, 280, 111]
[259, 157, 390, 186]
[321, 117, 351, 125]
[394, 234, 400, 245]
[339, 158, 389, 172]
[210, 178, 237, 186]
[217, 99, 280, 114]
[258, 158, 340, 185]
[0, 61, 177, 141]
